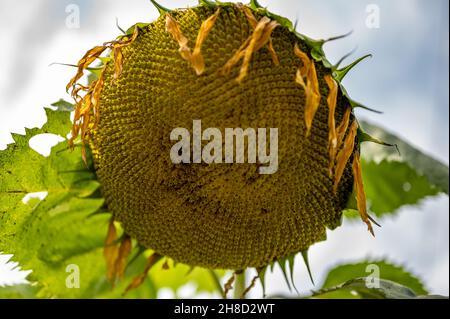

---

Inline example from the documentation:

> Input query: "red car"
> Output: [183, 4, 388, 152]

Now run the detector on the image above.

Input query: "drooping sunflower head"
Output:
[67, 0, 381, 292]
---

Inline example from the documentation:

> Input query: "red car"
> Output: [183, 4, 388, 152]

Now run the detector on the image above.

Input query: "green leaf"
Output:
[319, 260, 428, 299]
[360, 121, 449, 194]
[0, 106, 225, 298]
[361, 159, 440, 217]
[0, 107, 112, 298]
[0, 284, 39, 299]
[314, 278, 420, 299]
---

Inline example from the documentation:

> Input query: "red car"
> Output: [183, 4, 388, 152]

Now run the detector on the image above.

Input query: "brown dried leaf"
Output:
[240, 275, 259, 299]
[222, 272, 236, 299]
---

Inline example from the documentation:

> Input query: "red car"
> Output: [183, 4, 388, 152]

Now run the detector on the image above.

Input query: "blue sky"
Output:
[0, 0, 448, 297]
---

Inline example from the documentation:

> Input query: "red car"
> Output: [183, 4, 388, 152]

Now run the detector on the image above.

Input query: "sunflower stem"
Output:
[233, 271, 246, 299]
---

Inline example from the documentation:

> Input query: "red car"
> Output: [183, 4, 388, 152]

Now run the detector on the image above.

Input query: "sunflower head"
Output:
[66, 0, 379, 290]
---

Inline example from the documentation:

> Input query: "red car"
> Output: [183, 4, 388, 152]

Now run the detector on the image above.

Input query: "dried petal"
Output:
[333, 120, 358, 192]
[104, 219, 119, 283]
[115, 235, 132, 280]
[267, 38, 280, 65]
[66, 46, 107, 92]
[304, 62, 321, 136]
[336, 106, 351, 150]
[294, 44, 321, 136]
[238, 17, 279, 82]
[166, 14, 193, 62]
[221, 9, 278, 82]
[191, 8, 221, 75]
[294, 44, 311, 75]
[241, 5, 278, 65]
[221, 37, 251, 75]
[352, 151, 375, 236]
[324, 75, 338, 176]
[113, 46, 124, 80]
[237, 17, 272, 82]
[240, 5, 258, 28]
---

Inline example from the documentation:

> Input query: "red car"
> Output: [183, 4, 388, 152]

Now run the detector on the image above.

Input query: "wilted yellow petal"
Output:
[92, 67, 106, 128]
[254, 20, 279, 51]
[267, 38, 280, 65]
[294, 44, 311, 76]
[113, 46, 124, 80]
[67, 26, 139, 160]
[295, 68, 306, 90]
[324, 75, 338, 176]
[241, 5, 278, 65]
[66, 45, 107, 92]
[221, 9, 279, 82]
[115, 235, 132, 280]
[333, 120, 358, 192]
[294, 45, 321, 136]
[352, 151, 375, 236]
[221, 37, 251, 75]
[240, 5, 258, 28]
[238, 16, 271, 82]
[238, 17, 279, 82]
[166, 14, 193, 62]
[104, 219, 119, 283]
[114, 25, 139, 48]
[336, 106, 351, 151]
[304, 62, 321, 136]
[191, 8, 221, 75]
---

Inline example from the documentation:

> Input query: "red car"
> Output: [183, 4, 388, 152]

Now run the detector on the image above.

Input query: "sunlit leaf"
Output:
[318, 260, 428, 299]
[0, 284, 38, 299]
